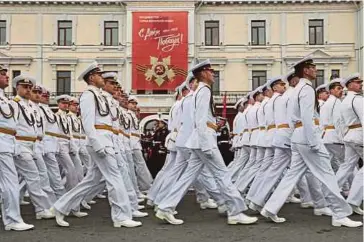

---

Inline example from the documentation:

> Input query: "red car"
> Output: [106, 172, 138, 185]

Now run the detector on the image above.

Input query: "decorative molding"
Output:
[284, 50, 350, 67]
[196, 57, 228, 65]
[0, 52, 32, 66]
[245, 56, 275, 65]
[95, 57, 125, 65]
[48, 57, 78, 65]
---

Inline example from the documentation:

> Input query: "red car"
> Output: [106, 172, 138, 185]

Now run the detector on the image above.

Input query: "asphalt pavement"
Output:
[1, 194, 362, 242]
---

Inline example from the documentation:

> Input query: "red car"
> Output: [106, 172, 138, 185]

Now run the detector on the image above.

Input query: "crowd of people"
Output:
[0, 55, 362, 232]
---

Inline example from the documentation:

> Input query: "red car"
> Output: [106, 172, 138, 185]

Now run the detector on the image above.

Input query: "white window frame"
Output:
[0, 14, 11, 47]
[99, 15, 124, 50]
[199, 14, 224, 48]
[304, 14, 328, 47]
[53, 15, 78, 50]
[247, 15, 271, 48]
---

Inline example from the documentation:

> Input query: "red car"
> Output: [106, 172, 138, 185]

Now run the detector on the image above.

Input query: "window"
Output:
[251, 20, 266, 46]
[212, 71, 220, 93]
[58, 21, 72, 46]
[252, 71, 267, 90]
[313, 69, 325, 88]
[330, 69, 340, 80]
[309, 19, 324, 45]
[0, 20, 6, 45]
[56, 71, 71, 95]
[205, 21, 219, 46]
[104, 21, 119, 46]
[12, 70, 21, 95]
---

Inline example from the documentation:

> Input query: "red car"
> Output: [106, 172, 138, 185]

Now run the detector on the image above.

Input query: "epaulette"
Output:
[13, 96, 21, 102]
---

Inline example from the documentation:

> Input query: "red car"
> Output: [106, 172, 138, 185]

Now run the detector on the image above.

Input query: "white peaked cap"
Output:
[326, 78, 344, 91]
[341, 73, 361, 87]
[315, 83, 328, 92]
[12, 74, 36, 89]
[128, 95, 138, 103]
[78, 61, 105, 81]
[55, 94, 71, 102]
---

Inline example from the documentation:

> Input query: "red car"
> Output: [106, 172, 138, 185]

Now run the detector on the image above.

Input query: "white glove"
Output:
[96, 148, 106, 157]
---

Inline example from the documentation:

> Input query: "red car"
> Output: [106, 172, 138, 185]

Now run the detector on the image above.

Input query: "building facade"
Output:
[0, 0, 362, 117]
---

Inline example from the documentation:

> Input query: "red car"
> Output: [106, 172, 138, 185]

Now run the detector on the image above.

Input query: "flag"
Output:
[222, 91, 227, 118]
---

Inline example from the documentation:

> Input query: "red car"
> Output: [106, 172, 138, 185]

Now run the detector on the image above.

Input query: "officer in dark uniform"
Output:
[148, 119, 169, 177]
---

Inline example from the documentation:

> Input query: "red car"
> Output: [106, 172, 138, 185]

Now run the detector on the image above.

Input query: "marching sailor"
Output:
[260, 57, 361, 228]
[39, 86, 66, 200]
[67, 97, 85, 182]
[0, 65, 34, 231]
[128, 96, 154, 193]
[12, 74, 54, 220]
[338, 73, 363, 215]
[316, 84, 329, 108]
[52, 62, 141, 228]
[55, 95, 79, 191]
[101, 72, 148, 218]
[30, 84, 56, 203]
[156, 60, 257, 225]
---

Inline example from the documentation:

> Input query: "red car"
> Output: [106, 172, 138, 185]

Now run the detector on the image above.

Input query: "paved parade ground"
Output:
[1, 193, 362, 242]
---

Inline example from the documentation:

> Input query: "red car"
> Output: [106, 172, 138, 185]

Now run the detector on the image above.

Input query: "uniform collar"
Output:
[272, 92, 281, 98]
[87, 85, 101, 93]
[347, 90, 360, 96]
[0, 89, 4, 97]
[301, 78, 313, 86]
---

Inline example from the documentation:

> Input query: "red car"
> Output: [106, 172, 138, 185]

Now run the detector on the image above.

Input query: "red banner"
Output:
[132, 12, 188, 91]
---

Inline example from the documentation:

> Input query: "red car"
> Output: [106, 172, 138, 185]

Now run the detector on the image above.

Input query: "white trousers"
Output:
[43, 152, 66, 199]
[132, 149, 153, 192]
[14, 151, 52, 213]
[147, 151, 176, 203]
[54, 146, 132, 222]
[246, 147, 274, 201]
[336, 142, 361, 189]
[34, 151, 57, 203]
[154, 147, 224, 206]
[263, 143, 352, 220]
[346, 143, 363, 207]
[158, 148, 246, 216]
[228, 147, 250, 183]
[0, 153, 23, 226]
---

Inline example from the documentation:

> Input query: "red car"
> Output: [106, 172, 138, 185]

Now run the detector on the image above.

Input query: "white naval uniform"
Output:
[0, 89, 24, 226]
[120, 107, 141, 197]
[246, 94, 277, 201]
[129, 110, 153, 192]
[262, 78, 352, 220]
[104, 92, 139, 212]
[338, 91, 363, 207]
[227, 111, 246, 182]
[235, 101, 261, 193]
[67, 111, 86, 182]
[55, 110, 78, 191]
[153, 92, 224, 207]
[13, 96, 52, 213]
[158, 82, 246, 217]
[53, 85, 132, 222]
[320, 95, 345, 172]
[147, 100, 181, 203]
[248, 89, 311, 208]
[31, 101, 56, 203]
[246, 96, 274, 199]
[39, 103, 66, 199]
